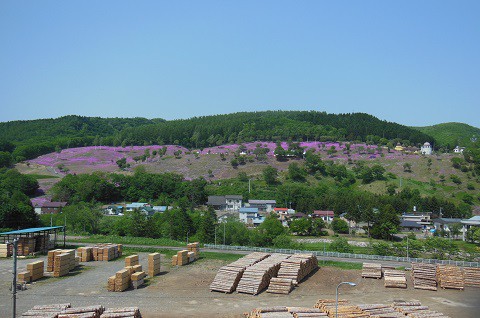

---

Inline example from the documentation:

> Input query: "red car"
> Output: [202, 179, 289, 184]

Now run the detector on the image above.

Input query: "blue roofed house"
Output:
[247, 200, 276, 213]
[239, 207, 265, 227]
[126, 202, 148, 211]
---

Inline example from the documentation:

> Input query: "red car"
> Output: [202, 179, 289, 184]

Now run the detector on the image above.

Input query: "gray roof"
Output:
[434, 218, 463, 224]
[207, 196, 226, 205]
[225, 195, 243, 200]
[400, 220, 423, 228]
[249, 200, 276, 204]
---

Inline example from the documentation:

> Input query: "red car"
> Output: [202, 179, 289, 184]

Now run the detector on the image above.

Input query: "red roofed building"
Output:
[312, 210, 334, 223]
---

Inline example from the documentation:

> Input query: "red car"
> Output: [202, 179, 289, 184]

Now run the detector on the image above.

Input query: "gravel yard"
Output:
[1, 253, 479, 317]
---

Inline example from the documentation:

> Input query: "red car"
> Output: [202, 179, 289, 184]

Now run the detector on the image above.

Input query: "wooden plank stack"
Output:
[148, 253, 161, 276]
[384, 269, 407, 288]
[277, 253, 318, 285]
[174, 250, 189, 266]
[27, 260, 44, 281]
[437, 265, 464, 290]
[114, 269, 131, 292]
[17, 237, 36, 256]
[313, 300, 364, 318]
[187, 242, 200, 260]
[266, 277, 294, 294]
[17, 271, 31, 283]
[244, 306, 291, 318]
[237, 253, 291, 295]
[357, 304, 404, 317]
[287, 307, 327, 317]
[93, 244, 121, 261]
[392, 301, 450, 317]
[131, 271, 146, 289]
[361, 263, 382, 279]
[463, 267, 480, 287]
[101, 307, 142, 318]
[47, 249, 62, 271]
[77, 247, 93, 262]
[0, 243, 11, 257]
[411, 263, 437, 291]
[125, 255, 139, 267]
[210, 252, 270, 293]
[53, 250, 76, 277]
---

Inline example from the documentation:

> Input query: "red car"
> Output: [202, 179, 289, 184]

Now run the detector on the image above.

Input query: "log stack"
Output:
[148, 253, 161, 276]
[59, 305, 104, 317]
[125, 255, 139, 267]
[210, 252, 270, 293]
[27, 260, 44, 281]
[266, 277, 294, 295]
[361, 263, 382, 279]
[357, 304, 404, 317]
[245, 306, 291, 318]
[287, 307, 327, 318]
[0, 243, 10, 257]
[384, 269, 407, 288]
[463, 267, 480, 287]
[277, 253, 318, 285]
[237, 253, 291, 295]
[411, 263, 437, 291]
[77, 247, 93, 262]
[437, 265, 464, 290]
[101, 307, 142, 318]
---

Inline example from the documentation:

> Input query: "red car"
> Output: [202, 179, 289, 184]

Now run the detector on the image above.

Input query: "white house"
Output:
[454, 146, 465, 153]
[420, 142, 432, 155]
[239, 207, 265, 226]
[225, 195, 243, 212]
[247, 199, 276, 213]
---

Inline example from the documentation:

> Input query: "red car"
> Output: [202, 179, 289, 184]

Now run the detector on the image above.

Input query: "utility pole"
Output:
[223, 222, 226, 245]
[9, 239, 19, 318]
[248, 179, 251, 193]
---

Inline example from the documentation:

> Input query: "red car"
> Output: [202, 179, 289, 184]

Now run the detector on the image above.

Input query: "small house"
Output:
[312, 210, 335, 223]
[247, 199, 276, 213]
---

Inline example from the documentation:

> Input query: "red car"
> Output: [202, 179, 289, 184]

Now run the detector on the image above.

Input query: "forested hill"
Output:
[0, 111, 433, 161]
[412, 122, 480, 148]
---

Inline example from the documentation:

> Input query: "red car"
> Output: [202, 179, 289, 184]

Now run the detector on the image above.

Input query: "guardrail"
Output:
[204, 244, 479, 268]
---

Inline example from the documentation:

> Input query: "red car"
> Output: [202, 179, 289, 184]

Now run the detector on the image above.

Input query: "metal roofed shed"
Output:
[0, 226, 65, 256]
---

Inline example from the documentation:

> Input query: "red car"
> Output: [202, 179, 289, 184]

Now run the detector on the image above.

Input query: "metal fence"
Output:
[204, 244, 479, 268]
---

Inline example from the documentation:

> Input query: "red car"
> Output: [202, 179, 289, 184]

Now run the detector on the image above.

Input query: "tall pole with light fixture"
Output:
[335, 282, 356, 318]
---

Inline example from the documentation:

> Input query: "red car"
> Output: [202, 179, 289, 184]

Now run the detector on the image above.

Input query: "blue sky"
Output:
[1, 1, 479, 127]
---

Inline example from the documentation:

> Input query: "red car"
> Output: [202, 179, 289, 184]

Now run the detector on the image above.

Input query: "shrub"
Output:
[329, 237, 353, 253]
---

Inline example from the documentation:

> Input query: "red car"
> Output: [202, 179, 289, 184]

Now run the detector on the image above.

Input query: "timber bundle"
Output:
[411, 263, 437, 291]
[384, 269, 407, 288]
[21, 304, 142, 318]
[92, 244, 122, 261]
[0, 243, 11, 257]
[361, 263, 382, 279]
[237, 253, 291, 295]
[266, 277, 294, 295]
[437, 265, 464, 290]
[463, 267, 480, 287]
[148, 252, 161, 277]
[357, 304, 404, 317]
[47, 249, 78, 277]
[172, 242, 200, 266]
[210, 252, 270, 293]
[108, 258, 146, 292]
[245, 306, 327, 318]
[18, 260, 45, 283]
[276, 253, 318, 285]
[393, 301, 450, 317]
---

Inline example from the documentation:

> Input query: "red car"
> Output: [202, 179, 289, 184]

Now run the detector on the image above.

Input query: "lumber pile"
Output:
[361, 263, 382, 279]
[287, 307, 327, 317]
[77, 247, 93, 262]
[109, 264, 146, 292]
[437, 265, 464, 290]
[131, 271, 146, 289]
[210, 252, 270, 293]
[277, 253, 318, 285]
[125, 255, 139, 267]
[187, 242, 200, 260]
[384, 269, 407, 288]
[148, 253, 161, 276]
[357, 304, 404, 317]
[47, 249, 76, 273]
[266, 277, 294, 294]
[53, 250, 76, 277]
[114, 268, 131, 292]
[101, 307, 142, 318]
[237, 253, 291, 295]
[245, 306, 292, 318]
[463, 267, 480, 287]
[17, 237, 36, 256]
[18, 271, 31, 283]
[92, 244, 122, 261]
[27, 260, 44, 281]
[0, 243, 11, 257]
[411, 263, 437, 291]
[392, 301, 450, 317]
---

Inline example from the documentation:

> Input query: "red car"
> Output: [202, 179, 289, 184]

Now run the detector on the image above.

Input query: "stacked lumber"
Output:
[18, 237, 36, 256]
[266, 277, 294, 294]
[245, 306, 291, 318]
[107, 275, 116, 292]
[392, 302, 446, 317]
[35, 235, 50, 253]
[131, 271, 146, 289]
[176, 250, 189, 266]
[287, 308, 327, 318]
[314, 299, 349, 311]
[411, 263, 437, 291]
[323, 305, 364, 318]
[362, 263, 382, 279]
[237, 253, 290, 295]
[21, 303, 71, 317]
[357, 304, 404, 317]
[148, 253, 161, 276]
[125, 255, 139, 267]
[210, 252, 270, 293]
[464, 267, 480, 287]
[54, 250, 76, 277]
[187, 242, 200, 260]
[77, 247, 93, 262]
[101, 307, 141, 318]
[114, 269, 130, 292]
[0, 243, 11, 257]
[92, 244, 121, 261]
[437, 265, 464, 290]
[277, 253, 318, 285]
[27, 260, 44, 281]
[47, 249, 62, 271]
[384, 269, 407, 288]
[18, 271, 31, 283]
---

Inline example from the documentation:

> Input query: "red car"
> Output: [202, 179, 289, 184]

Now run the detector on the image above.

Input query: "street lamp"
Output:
[336, 282, 356, 318]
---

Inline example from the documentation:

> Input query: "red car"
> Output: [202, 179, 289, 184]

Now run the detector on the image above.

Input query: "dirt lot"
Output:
[1, 253, 479, 317]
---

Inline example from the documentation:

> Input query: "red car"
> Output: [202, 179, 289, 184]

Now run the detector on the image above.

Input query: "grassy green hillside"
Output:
[412, 122, 480, 148]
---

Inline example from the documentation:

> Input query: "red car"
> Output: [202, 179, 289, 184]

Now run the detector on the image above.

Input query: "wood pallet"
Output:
[237, 254, 291, 295]
[463, 267, 480, 288]
[384, 269, 407, 288]
[411, 263, 437, 291]
[437, 265, 464, 290]
[362, 263, 382, 279]
[210, 252, 270, 293]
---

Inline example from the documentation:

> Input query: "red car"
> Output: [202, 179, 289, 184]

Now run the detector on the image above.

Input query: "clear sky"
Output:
[1, 1, 479, 127]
